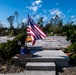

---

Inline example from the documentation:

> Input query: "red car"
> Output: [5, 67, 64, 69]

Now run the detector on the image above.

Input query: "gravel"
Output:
[57, 65, 76, 75]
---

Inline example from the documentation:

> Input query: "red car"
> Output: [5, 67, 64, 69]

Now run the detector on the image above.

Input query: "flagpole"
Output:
[27, 14, 46, 46]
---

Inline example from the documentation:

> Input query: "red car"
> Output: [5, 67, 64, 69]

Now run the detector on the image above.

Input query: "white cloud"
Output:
[26, 0, 42, 13]
[72, 19, 76, 21]
[32, 0, 42, 6]
[70, 15, 75, 19]
[43, 16, 48, 21]
[0, 21, 10, 27]
[34, 15, 40, 19]
[49, 9, 51, 12]
[52, 16, 55, 19]
[50, 8, 62, 15]
[72, 18, 76, 24]
[36, 15, 40, 19]
[31, 6, 38, 12]
[26, 6, 39, 12]
[49, 8, 65, 18]
[22, 18, 27, 23]
[43, 9, 46, 13]
[67, 8, 72, 13]
[33, 14, 48, 24]
[56, 11, 62, 15]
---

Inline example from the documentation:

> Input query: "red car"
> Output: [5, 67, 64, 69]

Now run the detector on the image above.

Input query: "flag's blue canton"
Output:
[27, 15, 46, 45]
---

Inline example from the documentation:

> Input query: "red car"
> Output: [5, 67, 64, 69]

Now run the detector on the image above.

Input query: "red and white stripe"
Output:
[27, 15, 46, 45]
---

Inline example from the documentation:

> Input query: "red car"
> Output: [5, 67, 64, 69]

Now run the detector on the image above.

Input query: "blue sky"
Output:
[0, 0, 76, 27]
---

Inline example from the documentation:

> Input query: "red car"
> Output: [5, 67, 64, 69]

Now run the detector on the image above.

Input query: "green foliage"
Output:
[64, 43, 76, 53]
[47, 33, 54, 36]
[0, 33, 26, 61]
[0, 43, 7, 58]
[64, 42, 76, 65]
[13, 33, 26, 45]
[0, 40, 19, 60]
[65, 44, 74, 53]
[70, 53, 76, 65]
[57, 32, 66, 36]
[65, 28, 76, 65]
[66, 30, 76, 43]
[66, 30, 73, 41]
[71, 54, 76, 59]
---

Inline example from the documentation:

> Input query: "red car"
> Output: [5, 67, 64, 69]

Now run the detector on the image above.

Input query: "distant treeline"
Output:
[0, 13, 76, 36]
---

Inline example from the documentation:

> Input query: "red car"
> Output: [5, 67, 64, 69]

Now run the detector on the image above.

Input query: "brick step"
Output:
[26, 62, 56, 71]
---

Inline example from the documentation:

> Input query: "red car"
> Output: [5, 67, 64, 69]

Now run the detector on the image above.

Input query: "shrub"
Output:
[64, 43, 76, 53]
[58, 32, 66, 36]
[47, 33, 54, 36]
[71, 54, 76, 59]
[66, 44, 74, 53]
[66, 30, 76, 43]
[70, 53, 76, 65]
[0, 40, 19, 61]
[0, 43, 7, 60]
[0, 33, 27, 61]
[13, 33, 26, 45]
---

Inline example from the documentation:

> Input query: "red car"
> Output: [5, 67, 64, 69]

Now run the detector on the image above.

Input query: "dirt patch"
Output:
[0, 57, 25, 74]
[0, 64, 25, 74]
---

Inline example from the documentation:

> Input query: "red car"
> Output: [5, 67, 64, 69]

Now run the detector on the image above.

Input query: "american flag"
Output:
[27, 15, 46, 45]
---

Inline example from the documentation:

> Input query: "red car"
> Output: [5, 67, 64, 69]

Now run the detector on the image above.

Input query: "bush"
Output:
[0, 40, 19, 60]
[57, 32, 66, 36]
[64, 43, 76, 53]
[0, 33, 27, 61]
[13, 33, 26, 45]
[47, 33, 54, 36]
[70, 53, 76, 65]
[65, 44, 74, 53]
[66, 30, 76, 43]
[71, 54, 76, 59]
[0, 43, 7, 60]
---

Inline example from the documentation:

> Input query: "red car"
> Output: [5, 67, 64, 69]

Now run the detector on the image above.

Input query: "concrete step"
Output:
[27, 46, 64, 50]
[24, 70, 56, 75]
[27, 50, 70, 67]
[13, 50, 70, 67]
[27, 46, 43, 50]
[26, 62, 56, 71]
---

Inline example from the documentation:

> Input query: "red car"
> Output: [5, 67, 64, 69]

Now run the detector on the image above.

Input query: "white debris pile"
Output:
[27, 36, 71, 49]
[0, 36, 15, 43]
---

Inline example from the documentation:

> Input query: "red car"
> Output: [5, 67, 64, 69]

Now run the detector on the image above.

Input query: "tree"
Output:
[0, 21, 3, 29]
[7, 16, 14, 29]
[18, 22, 27, 34]
[44, 15, 63, 34]
[54, 15, 59, 26]
[14, 11, 19, 28]
[37, 17, 44, 29]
